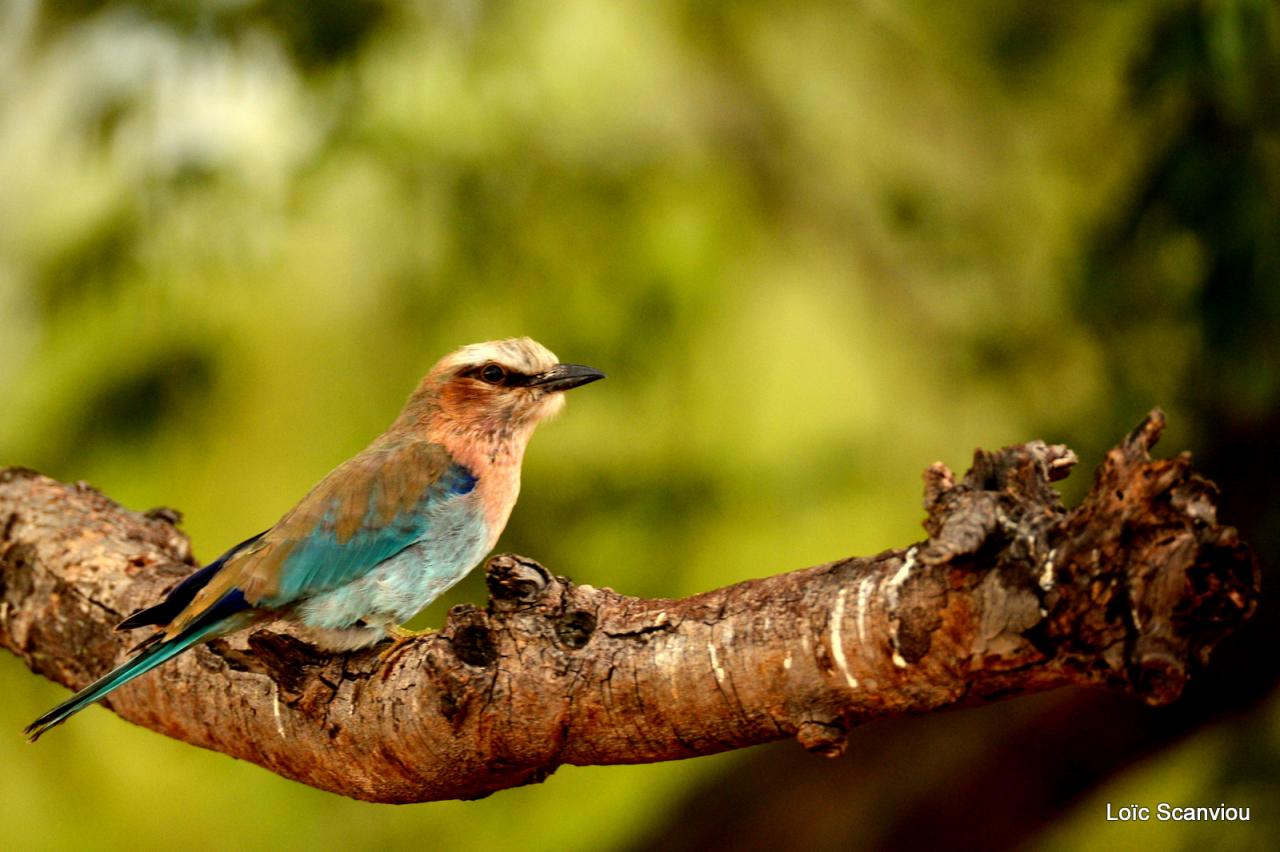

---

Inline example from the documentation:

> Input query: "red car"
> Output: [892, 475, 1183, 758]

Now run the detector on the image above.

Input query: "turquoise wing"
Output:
[165, 439, 477, 633]
[253, 439, 477, 605]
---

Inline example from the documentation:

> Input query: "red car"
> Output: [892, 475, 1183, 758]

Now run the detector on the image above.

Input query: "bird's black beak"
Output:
[530, 363, 606, 392]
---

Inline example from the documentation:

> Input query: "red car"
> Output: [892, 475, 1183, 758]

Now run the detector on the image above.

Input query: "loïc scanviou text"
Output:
[1107, 803, 1250, 822]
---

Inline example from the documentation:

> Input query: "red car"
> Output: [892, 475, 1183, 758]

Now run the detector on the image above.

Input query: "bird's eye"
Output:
[480, 363, 506, 384]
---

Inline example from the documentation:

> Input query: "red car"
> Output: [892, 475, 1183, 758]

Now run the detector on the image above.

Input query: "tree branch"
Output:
[0, 410, 1256, 803]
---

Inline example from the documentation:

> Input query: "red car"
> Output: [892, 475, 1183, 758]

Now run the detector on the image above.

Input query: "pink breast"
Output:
[476, 461, 522, 549]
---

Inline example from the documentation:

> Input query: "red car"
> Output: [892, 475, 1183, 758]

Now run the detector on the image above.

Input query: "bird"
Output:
[24, 337, 604, 741]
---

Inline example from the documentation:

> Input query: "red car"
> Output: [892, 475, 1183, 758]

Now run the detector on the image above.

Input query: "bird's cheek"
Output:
[540, 392, 567, 421]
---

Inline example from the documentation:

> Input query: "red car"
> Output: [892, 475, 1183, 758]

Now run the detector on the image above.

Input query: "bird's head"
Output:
[413, 338, 604, 443]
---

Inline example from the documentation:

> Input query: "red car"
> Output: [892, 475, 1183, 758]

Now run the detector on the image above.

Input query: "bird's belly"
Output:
[296, 508, 491, 630]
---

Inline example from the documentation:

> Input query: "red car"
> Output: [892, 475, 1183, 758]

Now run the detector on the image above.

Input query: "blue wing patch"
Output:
[448, 468, 477, 496]
[261, 461, 478, 606]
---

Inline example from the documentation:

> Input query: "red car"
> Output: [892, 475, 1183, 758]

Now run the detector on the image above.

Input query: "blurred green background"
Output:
[1, 1, 1276, 850]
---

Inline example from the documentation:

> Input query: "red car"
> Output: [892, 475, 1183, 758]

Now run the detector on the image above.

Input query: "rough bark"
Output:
[0, 410, 1257, 803]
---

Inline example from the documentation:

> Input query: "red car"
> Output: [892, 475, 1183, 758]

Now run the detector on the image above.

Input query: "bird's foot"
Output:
[377, 625, 437, 669]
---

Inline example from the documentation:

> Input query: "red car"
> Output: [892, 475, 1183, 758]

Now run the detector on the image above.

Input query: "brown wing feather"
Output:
[164, 438, 452, 637]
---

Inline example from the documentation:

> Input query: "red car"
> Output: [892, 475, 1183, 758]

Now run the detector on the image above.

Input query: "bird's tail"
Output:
[23, 617, 228, 742]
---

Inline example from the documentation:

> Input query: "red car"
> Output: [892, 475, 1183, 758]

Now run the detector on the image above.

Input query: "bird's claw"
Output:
[377, 625, 437, 671]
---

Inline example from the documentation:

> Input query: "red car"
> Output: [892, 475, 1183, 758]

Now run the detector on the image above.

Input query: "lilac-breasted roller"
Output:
[25, 337, 603, 740]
